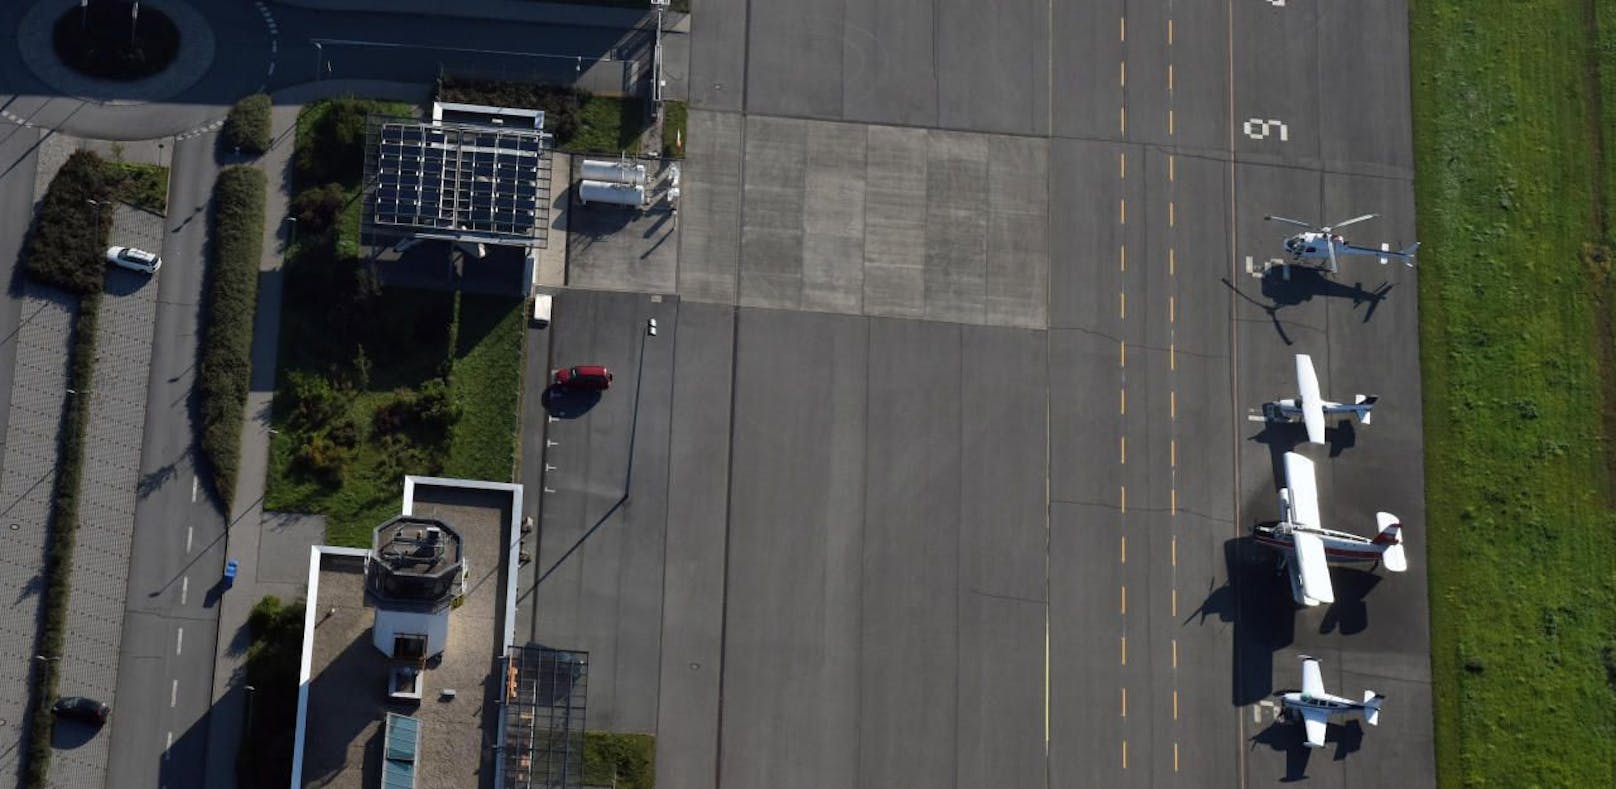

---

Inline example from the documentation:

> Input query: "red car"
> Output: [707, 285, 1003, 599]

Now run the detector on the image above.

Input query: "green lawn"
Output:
[445, 294, 524, 481]
[1412, 2, 1616, 785]
[106, 161, 168, 214]
[566, 95, 646, 154]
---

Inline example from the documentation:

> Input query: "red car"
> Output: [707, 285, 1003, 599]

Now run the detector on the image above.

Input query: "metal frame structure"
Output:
[364, 115, 552, 251]
[500, 646, 588, 789]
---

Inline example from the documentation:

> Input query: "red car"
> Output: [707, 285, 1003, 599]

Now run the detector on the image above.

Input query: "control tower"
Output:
[364, 515, 465, 659]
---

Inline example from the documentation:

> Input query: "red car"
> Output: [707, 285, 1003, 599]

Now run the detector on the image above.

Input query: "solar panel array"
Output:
[372, 121, 548, 240]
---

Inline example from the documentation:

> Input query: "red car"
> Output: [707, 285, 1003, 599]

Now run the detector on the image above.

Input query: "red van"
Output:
[553, 365, 613, 391]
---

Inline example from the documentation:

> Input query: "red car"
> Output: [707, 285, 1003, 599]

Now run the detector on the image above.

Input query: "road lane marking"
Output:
[1171, 535, 1177, 566]
[1175, 741, 1180, 771]
[1167, 17, 1173, 45]
[1120, 436, 1126, 465]
[1170, 390, 1176, 420]
[1171, 588, 1177, 617]
[165, 731, 172, 757]
[1121, 584, 1127, 614]
[1169, 295, 1175, 323]
[1119, 152, 1126, 179]
[180, 576, 188, 606]
[171, 679, 178, 708]
[1120, 198, 1126, 224]
[1169, 201, 1175, 227]
[1120, 485, 1127, 512]
[1120, 61, 1126, 87]
[176, 627, 183, 656]
[191, 476, 198, 503]
[1170, 439, 1176, 468]
[1171, 488, 1177, 514]
[1168, 63, 1174, 92]
[1121, 636, 1127, 665]
[1169, 343, 1176, 371]
[1169, 108, 1175, 136]
[1121, 16, 1126, 42]
[1172, 639, 1178, 668]
[1120, 341, 1126, 367]
[1122, 687, 1128, 717]
[1169, 155, 1175, 182]
[1120, 244, 1126, 271]
[1120, 106, 1126, 135]
[1174, 690, 1180, 720]
[1120, 388, 1126, 415]
[1121, 535, 1127, 563]
[1123, 740, 1128, 769]
[1120, 291, 1126, 319]
[186, 526, 193, 553]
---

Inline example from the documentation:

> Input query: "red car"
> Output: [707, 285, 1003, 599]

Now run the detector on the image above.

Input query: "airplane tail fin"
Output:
[1363, 691, 1385, 726]
[1399, 242, 1421, 266]
[1353, 394, 1378, 425]
[1374, 512, 1409, 572]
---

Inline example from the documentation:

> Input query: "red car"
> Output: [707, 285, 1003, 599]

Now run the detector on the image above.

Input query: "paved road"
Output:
[103, 131, 228, 789]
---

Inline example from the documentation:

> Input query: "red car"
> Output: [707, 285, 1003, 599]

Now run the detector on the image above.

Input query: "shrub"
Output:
[294, 433, 351, 484]
[199, 166, 267, 505]
[372, 378, 460, 440]
[435, 77, 586, 144]
[289, 183, 348, 234]
[24, 150, 112, 294]
[296, 99, 370, 186]
[282, 371, 350, 432]
[223, 93, 273, 156]
[23, 294, 101, 786]
[238, 596, 304, 789]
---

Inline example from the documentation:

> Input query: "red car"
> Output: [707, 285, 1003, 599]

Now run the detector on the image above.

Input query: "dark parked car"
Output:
[52, 696, 110, 725]
[553, 365, 613, 391]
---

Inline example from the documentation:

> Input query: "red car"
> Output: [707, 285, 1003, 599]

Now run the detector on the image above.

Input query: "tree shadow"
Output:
[138, 459, 178, 499]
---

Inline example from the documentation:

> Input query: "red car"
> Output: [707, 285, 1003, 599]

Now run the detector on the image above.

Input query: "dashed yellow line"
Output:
[1120, 198, 1127, 224]
[1120, 340, 1126, 368]
[1120, 60, 1127, 87]
[1120, 485, 1127, 512]
[1171, 588, 1178, 617]
[1172, 639, 1178, 668]
[1120, 106, 1127, 135]
[1119, 152, 1126, 179]
[1121, 584, 1127, 614]
[1121, 16, 1126, 42]
[1120, 291, 1126, 319]
[1171, 535, 1177, 566]
[1121, 535, 1127, 563]
[1120, 244, 1126, 271]
[1169, 201, 1176, 227]
[1122, 740, 1129, 769]
[1171, 487, 1177, 515]
[1168, 248, 1175, 276]
[1170, 438, 1176, 468]
[1173, 690, 1180, 720]
[1121, 636, 1128, 665]
[1169, 295, 1176, 323]
[1168, 63, 1174, 92]
[1120, 436, 1127, 465]
[1170, 390, 1176, 420]
[1169, 154, 1175, 182]
[1122, 687, 1128, 717]
[1174, 741, 1180, 772]
[1169, 343, 1176, 371]
[1167, 17, 1173, 45]
[1169, 108, 1175, 136]
[1120, 388, 1126, 415]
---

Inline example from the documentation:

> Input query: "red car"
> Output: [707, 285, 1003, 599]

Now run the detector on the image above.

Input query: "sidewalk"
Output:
[271, 0, 678, 29]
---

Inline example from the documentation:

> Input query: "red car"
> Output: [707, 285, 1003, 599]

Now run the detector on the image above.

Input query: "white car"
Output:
[105, 246, 161, 274]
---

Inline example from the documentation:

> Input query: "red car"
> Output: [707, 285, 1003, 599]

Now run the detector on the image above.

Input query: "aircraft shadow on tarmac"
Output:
[1249, 419, 1357, 468]
[1215, 536, 1298, 706]
[1223, 271, 1394, 346]
[541, 385, 602, 419]
[1250, 714, 1367, 781]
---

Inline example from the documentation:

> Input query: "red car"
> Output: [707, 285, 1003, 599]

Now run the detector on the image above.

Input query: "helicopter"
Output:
[1264, 213, 1419, 278]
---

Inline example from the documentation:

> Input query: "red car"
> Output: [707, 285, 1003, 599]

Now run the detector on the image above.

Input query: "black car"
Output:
[52, 696, 110, 725]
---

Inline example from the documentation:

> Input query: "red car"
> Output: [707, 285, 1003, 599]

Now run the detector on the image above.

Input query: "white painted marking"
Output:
[267, 62, 276, 76]
[1242, 118, 1289, 142]
[165, 731, 172, 757]
[191, 476, 199, 503]
[545, 464, 559, 472]
[180, 576, 189, 605]
[1380, 241, 1390, 265]
[187, 525, 193, 553]
[546, 439, 560, 448]
[171, 679, 178, 708]
[542, 487, 557, 494]
[176, 628, 184, 655]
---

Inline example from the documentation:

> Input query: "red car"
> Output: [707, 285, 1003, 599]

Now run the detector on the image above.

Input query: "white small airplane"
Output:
[1250, 354, 1377, 445]
[1279, 654, 1385, 748]
[1253, 452, 1407, 607]
[1264, 214, 1419, 277]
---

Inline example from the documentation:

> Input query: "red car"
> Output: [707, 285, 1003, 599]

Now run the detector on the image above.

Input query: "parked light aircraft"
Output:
[1279, 654, 1385, 748]
[1253, 452, 1407, 607]
[1264, 213, 1419, 277]
[1250, 354, 1377, 445]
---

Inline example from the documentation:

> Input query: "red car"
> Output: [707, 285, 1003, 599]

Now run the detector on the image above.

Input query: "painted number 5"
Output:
[1243, 118, 1289, 142]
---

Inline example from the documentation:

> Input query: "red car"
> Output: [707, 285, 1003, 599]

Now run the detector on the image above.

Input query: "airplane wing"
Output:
[1301, 707, 1330, 748]
[1282, 453, 1322, 528]
[1300, 656, 1325, 696]
[1296, 354, 1326, 444]
[1292, 531, 1335, 605]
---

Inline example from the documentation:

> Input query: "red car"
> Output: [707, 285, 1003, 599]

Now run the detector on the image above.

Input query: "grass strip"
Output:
[199, 166, 267, 507]
[661, 99, 687, 158]
[22, 294, 101, 788]
[1412, 1, 1616, 784]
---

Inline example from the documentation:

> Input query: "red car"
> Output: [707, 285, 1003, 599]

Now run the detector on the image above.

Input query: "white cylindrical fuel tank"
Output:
[579, 159, 648, 186]
[578, 179, 646, 207]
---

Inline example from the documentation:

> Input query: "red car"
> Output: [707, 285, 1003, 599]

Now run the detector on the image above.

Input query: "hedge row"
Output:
[23, 294, 102, 787]
[199, 166, 267, 506]
[23, 150, 111, 295]
[223, 93, 273, 156]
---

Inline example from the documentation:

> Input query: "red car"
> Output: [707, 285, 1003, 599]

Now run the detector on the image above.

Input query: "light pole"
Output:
[244, 684, 256, 736]
[285, 216, 298, 247]
[623, 316, 658, 496]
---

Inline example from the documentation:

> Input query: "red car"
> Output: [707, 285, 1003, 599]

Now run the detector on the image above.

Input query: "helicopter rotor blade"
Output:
[1324, 213, 1378, 233]
[1265, 215, 1315, 230]
[1327, 235, 1339, 273]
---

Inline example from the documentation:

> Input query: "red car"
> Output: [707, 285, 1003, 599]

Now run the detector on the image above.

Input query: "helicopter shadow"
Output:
[1223, 270, 1395, 346]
